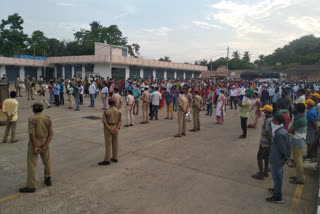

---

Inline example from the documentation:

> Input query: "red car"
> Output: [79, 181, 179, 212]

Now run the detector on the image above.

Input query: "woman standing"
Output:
[216, 90, 227, 125]
[248, 92, 262, 128]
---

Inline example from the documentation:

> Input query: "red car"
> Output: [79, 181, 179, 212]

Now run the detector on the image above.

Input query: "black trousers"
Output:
[60, 92, 64, 105]
[80, 94, 83, 104]
[54, 95, 60, 106]
[241, 117, 248, 137]
[230, 96, 237, 109]
[272, 102, 277, 115]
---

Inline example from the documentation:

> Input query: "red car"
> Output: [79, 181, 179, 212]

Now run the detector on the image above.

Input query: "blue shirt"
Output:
[127, 85, 134, 92]
[272, 92, 280, 103]
[54, 84, 60, 95]
[307, 108, 317, 131]
[164, 91, 173, 104]
[60, 82, 64, 93]
[133, 88, 141, 101]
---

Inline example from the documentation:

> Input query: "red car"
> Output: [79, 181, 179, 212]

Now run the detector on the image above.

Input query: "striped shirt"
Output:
[260, 117, 272, 147]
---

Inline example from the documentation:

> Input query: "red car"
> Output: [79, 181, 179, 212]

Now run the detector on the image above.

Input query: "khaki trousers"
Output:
[68, 94, 74, 109]
[192, 109, 200, 130]
[27, 88, 34, 99]
[27, 139, 51, 188]
[292, 146, 305, 183]
[167, 103, 173, 119]
[3, 121, 17, 142]
[16, 87, 21, 97]
[142, 102, 149, 122]
[178, 111, 186, 135]
[133, 100, 140, 114]
[126, 107, 134, 125]
[39, 95, 50, 107]
[104, 125, 119, 161]
[101, 94, 107, 109]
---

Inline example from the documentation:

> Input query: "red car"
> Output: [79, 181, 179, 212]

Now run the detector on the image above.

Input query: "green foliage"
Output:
[0, 13, 140, 57]
[264, 35, 320, 66]
[159, 56, 171, 62]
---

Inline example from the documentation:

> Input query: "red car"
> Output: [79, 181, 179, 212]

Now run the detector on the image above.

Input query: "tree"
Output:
[27, 30, 48, 57]
[232, 51, 241, 59]
[159, 56, 171, 62]
[0, 13, 28, 57]
[242, 51, 251, 62]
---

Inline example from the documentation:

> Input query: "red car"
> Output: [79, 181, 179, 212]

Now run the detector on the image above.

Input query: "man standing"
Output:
[164, 89, 173, 120]
[261, 86, 269, 107]
[124, 90, 135, 127]
[230, 86, 237, 110]
[2, 91, 18, 143]
[206, 87, 214, 116]
[141, 86, 151, 124]
[172, 85, 179, 112]
[72, 82, 80, 111]
[54, 80, 60, 106]
[151, 87, 161, 120]
[15, 76, 22, 97]
[99, 98, 122, 166]
[272, 87, 281, 115]
[236, 93, 252, 138]
[266, 115, 290, 203]
[67, 82, 74, 109]
[59, 79, 64, 105]
[175, 90, 189, 137]
[89, 80, 96, 107]
[26, 76, 34, 100]
[288, 103, 307, 184]
[19, 103, 53, 193]
[252, 105, 273, 180]
[190, 90, 202, 131]
[113, 88, 122, 110]
[101, 83, 109, 110]
[133, 84, 141, 115]
[186, 89, 193, 122]
[305, 99, 318, 158]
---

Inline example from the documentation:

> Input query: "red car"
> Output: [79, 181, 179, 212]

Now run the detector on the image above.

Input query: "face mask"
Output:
[271, 122, 283, 137]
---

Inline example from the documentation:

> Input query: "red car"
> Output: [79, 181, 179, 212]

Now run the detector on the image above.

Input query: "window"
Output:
[122, 49, 128, 57]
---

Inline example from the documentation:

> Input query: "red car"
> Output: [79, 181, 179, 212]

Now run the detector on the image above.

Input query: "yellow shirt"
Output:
[2, 98, 18, 122]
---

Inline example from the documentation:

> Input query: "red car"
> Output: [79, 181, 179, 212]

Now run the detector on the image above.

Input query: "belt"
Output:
[108, 123, 117, 125]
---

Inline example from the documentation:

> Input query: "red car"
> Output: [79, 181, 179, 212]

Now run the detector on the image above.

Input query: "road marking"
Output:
[0, 193, 21, 203]
[289, 177, 306, 214]
[141, 137, 172, 149]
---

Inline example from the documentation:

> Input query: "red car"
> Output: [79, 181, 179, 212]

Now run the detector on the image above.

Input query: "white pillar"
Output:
[183, 72, 186, 80]
[54, 66, 58, 79]
[140, 68, 143, 79]
[20, 66, 25, 81]
[82, 65, 86, 80]
[125, 66, 130, 80]
[62, 65, 65, 79]
[0, 65, 6, 78]
[153, 69, 156, 80]
[192, 72, 194, 79]
[164, 70, 167, 80]
[71, 65, 75, 78]
[199, 73, 202, 78]
[37, 67, 42, 79]
[174, 71, 177, 79]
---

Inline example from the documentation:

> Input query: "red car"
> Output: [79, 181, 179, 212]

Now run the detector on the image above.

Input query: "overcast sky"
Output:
[1, 0, 319, 63]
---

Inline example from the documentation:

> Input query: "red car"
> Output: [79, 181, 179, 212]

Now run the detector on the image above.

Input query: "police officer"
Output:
[15, 76, 22, 97]
[113, 88, 122, 110]
[26, 76, 34, 100]
[175, 90, 189, 137]
[190, 90, 203, 132]
[99, 97, 122, 166]
[140, 85, 151, 124]
[19, 103, 53, 193]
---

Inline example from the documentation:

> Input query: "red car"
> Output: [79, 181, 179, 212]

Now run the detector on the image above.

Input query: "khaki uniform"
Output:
[27, 113, 53, 188]
[141, 91, 151, 123]
[177, 95, 188, 136]
[192, 94, 203, 130]
[126, 95, 135, 125]
[31, 77, 36, 92]
[15, 78, 22, 97]
[2, 98, 18, 143]
[102, 107, 122, 161]
[186, 93, 193, 121]
[113, 93, 122, 110]
[25, 78, 34, 100]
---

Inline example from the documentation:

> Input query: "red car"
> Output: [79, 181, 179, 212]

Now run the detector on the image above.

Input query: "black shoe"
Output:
[111, 158, 118, 163]
[2, 141, 6, 143]
[266, 196, 283, 204]
[252, 173, 264, 180]
[19, 187, 36, 193]
[44, 177, 52, 186]
[98, 161, 110, 165]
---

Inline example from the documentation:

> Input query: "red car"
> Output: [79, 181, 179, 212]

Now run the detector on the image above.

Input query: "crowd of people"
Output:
[3, 74, 320, 204]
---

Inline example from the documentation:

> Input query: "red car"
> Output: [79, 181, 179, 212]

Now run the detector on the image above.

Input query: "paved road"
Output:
[0, 90, 317, 214]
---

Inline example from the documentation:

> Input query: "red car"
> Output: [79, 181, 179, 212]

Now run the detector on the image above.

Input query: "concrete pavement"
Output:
[0, 90, 317, 214]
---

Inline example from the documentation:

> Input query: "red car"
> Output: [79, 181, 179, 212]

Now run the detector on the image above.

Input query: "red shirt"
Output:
[281, 112, 290, 131]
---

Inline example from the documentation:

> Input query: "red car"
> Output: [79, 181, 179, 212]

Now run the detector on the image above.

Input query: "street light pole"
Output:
[226, 46, 229, 78]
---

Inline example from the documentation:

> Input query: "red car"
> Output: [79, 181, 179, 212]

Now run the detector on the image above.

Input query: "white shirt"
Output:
[230, 89, 237, 97]
[295, 95, 305, 104]
[89, 84, 96, 94]
[152, 91, 162, 106]
[166, 83, 172, 92]
[80, 85, 84, 95]
[140, 83, 145, 90]
[268, 88, 274, 96]
[240, 88, 246, 95]
[101, 86, 109, 94]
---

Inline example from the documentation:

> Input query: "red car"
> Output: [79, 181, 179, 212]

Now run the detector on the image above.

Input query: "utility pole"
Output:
[110, 46, 113, 77]
[210, 59, 212, 71]
[226, 46, 229, 78]
[43, 51, 46, 83]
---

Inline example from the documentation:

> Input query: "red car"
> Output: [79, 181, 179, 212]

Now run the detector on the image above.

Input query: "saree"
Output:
[248, 98, 262, 128]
